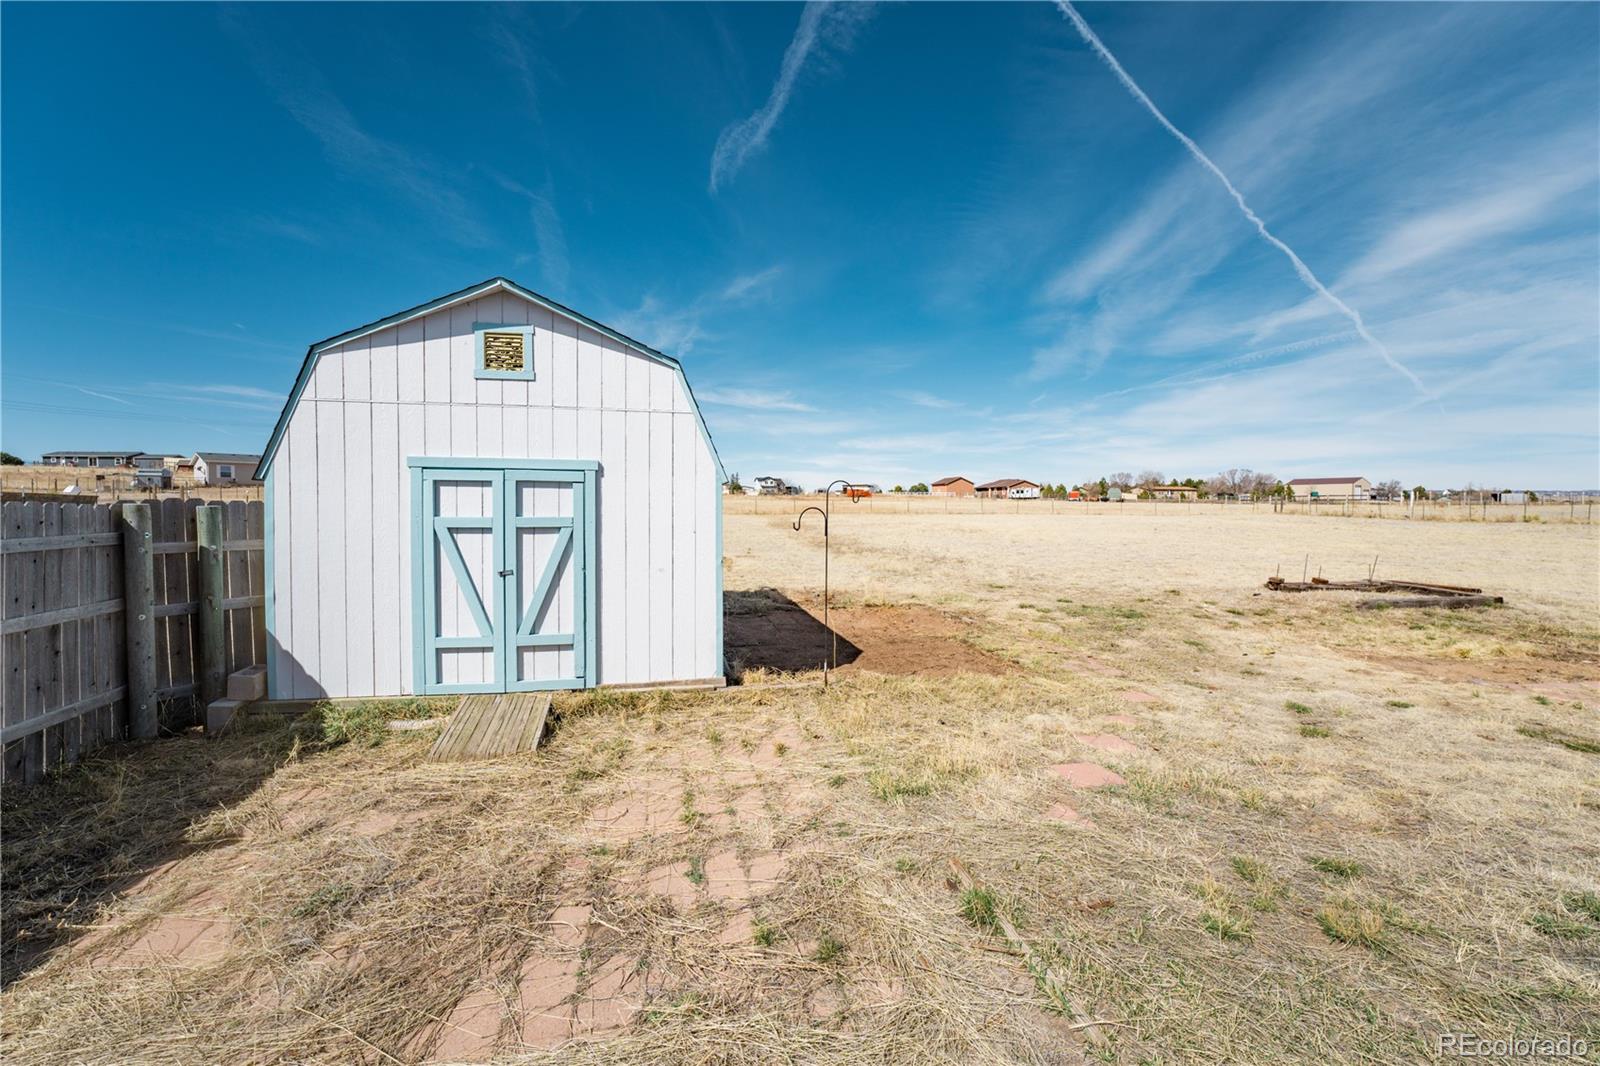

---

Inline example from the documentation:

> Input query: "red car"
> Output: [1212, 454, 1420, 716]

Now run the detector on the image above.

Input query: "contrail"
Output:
[709, 2, 874, 192]
[1056, 1, 1424, 392]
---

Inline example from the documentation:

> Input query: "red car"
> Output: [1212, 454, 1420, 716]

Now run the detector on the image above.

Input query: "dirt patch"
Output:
[1363, 653, 1600, 691]
[724, 588, 1011, 678]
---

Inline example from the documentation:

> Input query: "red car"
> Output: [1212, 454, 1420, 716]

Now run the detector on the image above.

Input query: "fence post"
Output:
[196, 504, 227, 705]
[120, 502, 158, 739]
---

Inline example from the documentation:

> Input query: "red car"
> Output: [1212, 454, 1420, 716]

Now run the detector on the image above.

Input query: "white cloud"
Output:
[612, 294, 705, 355]
[894, 390, 960, 410]
[720, 265, 784, 302]
[178, 385, 284, 400]
[708, 2, 873, 192]
[698, 388, 815, 412]
[221, 8, 490, 246]
[1338, 162, 1594, 291]
[487, 7, 542, 118]
[489, 171, 571, 293]
[71, 386, 134, 406]
[613, 264, 784, 355]
[1055, 1, 1424, 392]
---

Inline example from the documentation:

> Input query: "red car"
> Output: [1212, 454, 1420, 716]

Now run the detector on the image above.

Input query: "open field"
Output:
[3, 511, 1597, 1063]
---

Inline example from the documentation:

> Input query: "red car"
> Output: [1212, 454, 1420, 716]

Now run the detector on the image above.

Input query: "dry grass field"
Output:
[3, 510, 1597, 1064]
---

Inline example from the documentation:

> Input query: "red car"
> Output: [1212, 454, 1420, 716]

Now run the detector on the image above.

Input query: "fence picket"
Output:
[104, 504, 128, 747]
[3, 502, 28, 779]
[196, 505, 226, 705]
[245, 501, 266, 667]
[21, 503, 46, 782]
[225, 501, 250, 673]
[61, 504, 82, 767]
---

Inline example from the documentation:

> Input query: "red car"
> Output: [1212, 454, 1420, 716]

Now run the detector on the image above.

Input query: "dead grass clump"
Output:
[1317, 897, 1387, 950]
[1562, 890, 1600, 923]
[1527, 912, 1593, 940]
[1528, 891, 1600, 940]
[1229, 856, 1286, 912]
[1309, 856, 1364, 879]
[1193, 876, 1253, 942]
[1200, 910, 1253, 942]
[867, 768, 936, 802]
[958, 887, 1004, 935]
[1516, 723, 1600, 755]
[310, 696, 455, 747]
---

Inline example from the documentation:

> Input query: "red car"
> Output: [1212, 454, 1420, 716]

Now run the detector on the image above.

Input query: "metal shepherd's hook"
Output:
[793, 479, 851, 687]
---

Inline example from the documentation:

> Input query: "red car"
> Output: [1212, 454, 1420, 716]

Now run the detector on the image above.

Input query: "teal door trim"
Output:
[410, 457, 598, 694]
[414, 466, 504, 695]
[501, 472, 593, 691]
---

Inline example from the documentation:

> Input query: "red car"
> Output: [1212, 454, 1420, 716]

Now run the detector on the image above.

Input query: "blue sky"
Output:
[4, 2, 1597, 489]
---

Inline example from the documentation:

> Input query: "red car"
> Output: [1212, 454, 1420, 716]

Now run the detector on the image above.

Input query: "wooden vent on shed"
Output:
[483, 331, 526, 372]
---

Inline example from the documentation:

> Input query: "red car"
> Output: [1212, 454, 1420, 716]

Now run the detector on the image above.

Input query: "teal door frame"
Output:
[410, 457, 598, 694]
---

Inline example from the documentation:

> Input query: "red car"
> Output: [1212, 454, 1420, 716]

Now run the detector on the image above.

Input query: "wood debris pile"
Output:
[1264, 575, 1503, 610]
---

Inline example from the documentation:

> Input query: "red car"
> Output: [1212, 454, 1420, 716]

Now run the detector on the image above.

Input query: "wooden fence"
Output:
[1, 499, 265, 785]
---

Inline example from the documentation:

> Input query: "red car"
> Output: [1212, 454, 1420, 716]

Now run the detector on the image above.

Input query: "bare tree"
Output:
[1202, 468, 1275, 498]
[1208, 468, 1239, 496]
[1135, 469, 1166, 487]
[1107, 472, 1135, 490]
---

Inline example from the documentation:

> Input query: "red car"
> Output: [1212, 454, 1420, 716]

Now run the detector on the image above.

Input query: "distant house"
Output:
[1146, 483, 1199, 500]
[193, 452, 263, 486]
[1287, 477, 1370, 500]
[129, 453, 175, 487]
[930, 476, 974, 497]
[41, 449, 142, 468]
[753, 476, 798, 495]
[976, 478, 1041, 499]
[843, 483, 882, 499]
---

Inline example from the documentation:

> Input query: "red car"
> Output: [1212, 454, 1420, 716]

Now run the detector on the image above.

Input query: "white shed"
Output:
[255, 277, 726, 700]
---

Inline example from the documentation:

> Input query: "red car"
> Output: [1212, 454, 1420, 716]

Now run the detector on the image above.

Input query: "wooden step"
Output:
[426, 692, 552, 762]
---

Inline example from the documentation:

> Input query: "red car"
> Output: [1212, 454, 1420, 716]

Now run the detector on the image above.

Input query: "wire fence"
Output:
[723, 493, 1597, 524]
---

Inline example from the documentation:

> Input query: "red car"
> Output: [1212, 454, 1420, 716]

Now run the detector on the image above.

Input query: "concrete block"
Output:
[206, 698, 245, 736]
[226, 666, 266, 702]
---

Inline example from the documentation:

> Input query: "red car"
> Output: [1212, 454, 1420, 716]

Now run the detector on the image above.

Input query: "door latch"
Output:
[498, 569, 514, 577]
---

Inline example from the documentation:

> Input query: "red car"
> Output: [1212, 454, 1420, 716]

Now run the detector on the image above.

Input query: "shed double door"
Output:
[413, 462, 596, 694]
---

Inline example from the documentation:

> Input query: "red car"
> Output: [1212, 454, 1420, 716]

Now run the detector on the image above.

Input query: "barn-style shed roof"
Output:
[255, 277, 724, 482]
